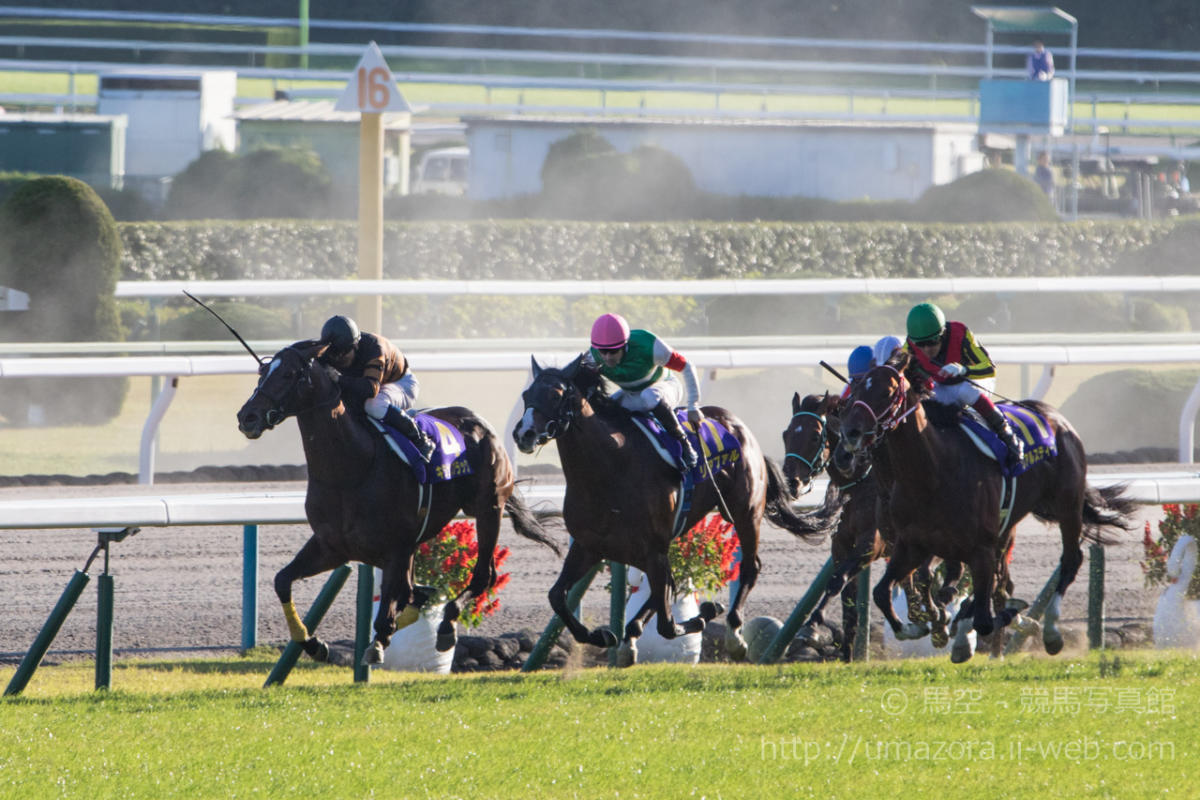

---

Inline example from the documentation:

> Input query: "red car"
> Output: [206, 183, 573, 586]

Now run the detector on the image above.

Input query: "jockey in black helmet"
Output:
[317, 315, 436, 461]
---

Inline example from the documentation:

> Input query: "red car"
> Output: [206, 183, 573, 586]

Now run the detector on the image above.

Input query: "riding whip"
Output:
[819, 360, 849, 385]
[182, 290, 264, 364]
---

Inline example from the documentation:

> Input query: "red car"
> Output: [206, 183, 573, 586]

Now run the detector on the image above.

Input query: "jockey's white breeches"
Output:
[611, 375, 683, 413]
[931, 376, 993, 407]
[363, 372, 420, 419]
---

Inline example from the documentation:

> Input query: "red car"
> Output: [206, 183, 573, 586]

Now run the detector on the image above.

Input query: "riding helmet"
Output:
[906, 302, 946, 345]
[872, 335, 903, 366]
[590, 312, 630, 350]
[321, 315, 361, 354]
[847, 345, 874, 379]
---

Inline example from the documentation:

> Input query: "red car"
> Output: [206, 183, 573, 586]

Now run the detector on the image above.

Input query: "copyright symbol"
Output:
[880, 688, 908, 715]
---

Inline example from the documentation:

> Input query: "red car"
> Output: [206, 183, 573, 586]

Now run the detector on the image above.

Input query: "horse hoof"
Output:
[931, 627, 949, 649]
[1043, 631, 1064, 655]
[302, 637, 329, 662]
[1012, 614, 1040, 638]
[616, 641, 637, 668]
[798, 625, 831, 649]
[590, 627, 618, 649]
[699, 600, 725, 621]
[725, 629, 748, 661]
[1006, 597, 1031, 613]
[896, 622, 929, 641]
[435, 628, 458, 653]
[361, 641, 385, 666]
[951, 639, 975, 663]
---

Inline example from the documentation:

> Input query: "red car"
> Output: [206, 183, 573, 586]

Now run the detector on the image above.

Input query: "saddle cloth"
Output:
[372, 411, 473, 485]
[632, 410, 743, 483]
[959, 403, 1057, 478]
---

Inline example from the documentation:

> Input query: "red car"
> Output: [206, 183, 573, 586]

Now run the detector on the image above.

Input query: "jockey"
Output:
[903, 302, 1024, 468]
[317, 315, 436, 462]
[871, 335, 904, 368]
[585, 312, 702, 472]
[842, 345, 874, 399]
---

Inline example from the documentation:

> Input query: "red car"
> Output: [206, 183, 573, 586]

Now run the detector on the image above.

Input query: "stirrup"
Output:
[414, 435, 436, 462]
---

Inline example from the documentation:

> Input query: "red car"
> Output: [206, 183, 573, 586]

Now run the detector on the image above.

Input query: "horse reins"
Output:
[785, 410, 829, 476]
[849, 365, 917, 448]
[249, 347, 343, 429]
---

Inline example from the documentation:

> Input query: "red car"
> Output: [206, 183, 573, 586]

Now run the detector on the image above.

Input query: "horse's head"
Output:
[512, 354, 587, 453]
[237, 340, 335, 439]
[839, 352, 913, 456]
[782, 391, 841, 496]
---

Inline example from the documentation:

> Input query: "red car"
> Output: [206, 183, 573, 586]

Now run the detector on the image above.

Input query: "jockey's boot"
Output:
[383, 406, 436, 462]
[973, 395, 1023, 469]
[651, 400, 699, 472]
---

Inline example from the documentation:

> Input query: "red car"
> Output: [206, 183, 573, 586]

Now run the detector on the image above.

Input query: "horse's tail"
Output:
[763, 456, 841, 541]
[1081, 482, 1139, 546]
[504, 489, 564, 556]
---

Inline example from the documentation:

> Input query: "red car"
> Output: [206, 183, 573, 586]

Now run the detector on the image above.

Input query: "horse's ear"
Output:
[562, 353, 584, 381]
[530, 355, 543, 378]
[792, 392, 802, 413]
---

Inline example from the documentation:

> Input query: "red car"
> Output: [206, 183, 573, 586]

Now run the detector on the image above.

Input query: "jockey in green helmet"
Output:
[903, 302, 1024, 468]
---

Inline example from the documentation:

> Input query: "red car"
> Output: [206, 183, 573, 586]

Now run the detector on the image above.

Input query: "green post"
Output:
[1003, 564, 1062, 656]
[5, 571, 90, 696]
[354, 564, 374, 683]
[241, 524, 258, 652]
[264, 564, 352, 687]
[757, 556, 836, 664]
[1087, 544, 1105, 650]
[521, 563, 604, 673]
[95, 574, 115, 690]
[852, 564, 871, 662]
[607, 561, 626, 667]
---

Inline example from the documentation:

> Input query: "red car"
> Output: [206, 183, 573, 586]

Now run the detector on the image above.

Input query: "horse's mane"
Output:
[567, 359, 627, 422]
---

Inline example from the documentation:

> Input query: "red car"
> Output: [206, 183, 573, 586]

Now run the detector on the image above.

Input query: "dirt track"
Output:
[0, 470, 1170, 665]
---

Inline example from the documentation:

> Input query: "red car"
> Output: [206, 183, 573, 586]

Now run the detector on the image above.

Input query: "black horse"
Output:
[513, 355, 835, 664]
[237, 340, 560, 665]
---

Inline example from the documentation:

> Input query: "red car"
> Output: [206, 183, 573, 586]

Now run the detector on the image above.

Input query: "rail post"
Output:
[1003, 564, 1062, 656]
[607, 561, 626, 667]
[353, 564, 374, 683]
[241, 524, 259, 652]
[757, 556, 836, 664]
[852, 564, 871, 662]
[521, 563, 604, 672]
[264, 564, 353, 687]
[4, 570, 90, 696]
[1087, 544, 1105, 649]
[93, 527, 138, 691]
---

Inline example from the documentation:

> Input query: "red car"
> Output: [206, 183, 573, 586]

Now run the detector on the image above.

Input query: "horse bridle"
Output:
[785, 410, 830, 476]
[248, 346, 341, 430]
[520, 372, 577, 446]
[847, 365, 916, 450]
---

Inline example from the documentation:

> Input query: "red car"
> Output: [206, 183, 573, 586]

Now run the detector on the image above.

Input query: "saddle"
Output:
[372, 411, 474, 485]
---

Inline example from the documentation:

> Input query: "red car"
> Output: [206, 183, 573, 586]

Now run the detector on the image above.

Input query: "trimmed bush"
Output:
[159, 302, 294, 341]
[1060, 368, 1200, 456]
[912, 168, 1059, 223]
[166, 147, 332, 221]
[0, 176, 128, 424]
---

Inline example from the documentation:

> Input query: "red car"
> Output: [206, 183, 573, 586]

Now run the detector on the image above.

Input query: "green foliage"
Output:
[1060, 368, 1200, 455]
[1142, 504, 1200, 599]
[911, 169, 1060, 223]
[0, 176, 127, 424]
[165, 147, 332, 221]
[1113, 216, 1200, 275]
[157, 302, 293, 341]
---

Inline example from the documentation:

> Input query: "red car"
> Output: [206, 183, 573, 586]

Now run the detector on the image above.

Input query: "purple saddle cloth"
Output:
[960, 403, 1057, 478]
[636, 410, 743, 483]
[380, 412, 473, 485]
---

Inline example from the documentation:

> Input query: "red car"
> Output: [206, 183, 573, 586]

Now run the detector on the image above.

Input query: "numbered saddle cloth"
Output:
[373, 411, 474, 485]
[960, 403, 1057, 478]
[633, 410, 742, 483]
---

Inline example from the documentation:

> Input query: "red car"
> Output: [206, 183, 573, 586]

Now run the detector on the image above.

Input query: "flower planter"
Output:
[623, 567, 702, 665]
[1153, 535, 1200, 649]
[371, 568, 454, 673]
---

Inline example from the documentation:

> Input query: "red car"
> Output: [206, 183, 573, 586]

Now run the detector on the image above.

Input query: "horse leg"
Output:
[274, 535, 345, 663]
[360, 554, 421, 665]
[1044, 517, 1086, 656]
[950, 595, 978, 663]
[838, 578, 859, 662]
[548, 542, 617, 649]
[968, 551, 1000, 640]
[617, 592, 658, 668]
[872, 539, 928, 640]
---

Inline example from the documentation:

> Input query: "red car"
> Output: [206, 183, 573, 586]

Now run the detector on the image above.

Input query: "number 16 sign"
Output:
[335, 41, 411, 113]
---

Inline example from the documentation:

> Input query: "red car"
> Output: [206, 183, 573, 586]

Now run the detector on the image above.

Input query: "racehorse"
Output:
[782, 391, 960, 658]
[236, 340, 561, 665]
[838, 349, 1137, 659]
[512, 355, 835, 664]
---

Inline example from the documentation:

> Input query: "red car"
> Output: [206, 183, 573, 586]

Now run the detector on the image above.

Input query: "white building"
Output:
[464, 115, 983, 201]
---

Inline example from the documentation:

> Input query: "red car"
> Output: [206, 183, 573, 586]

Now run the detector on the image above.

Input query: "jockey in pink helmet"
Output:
[587, 312, 702, 472]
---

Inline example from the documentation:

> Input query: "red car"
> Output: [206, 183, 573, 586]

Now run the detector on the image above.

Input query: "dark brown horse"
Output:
[782, 391, 960, 657]
[838, 350, 1136, 660]
[512, 355, 833, 664]
[236, 340, 560, 665]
